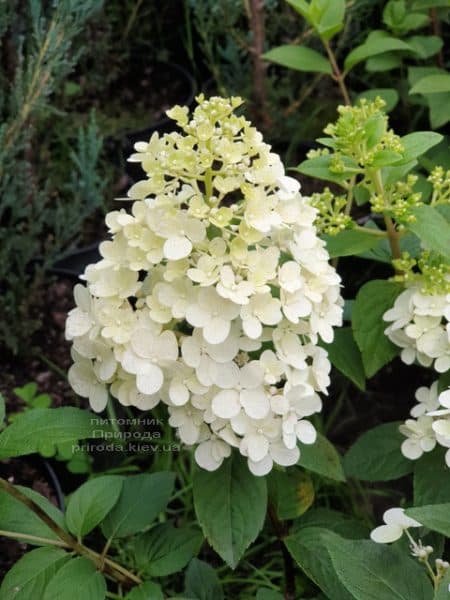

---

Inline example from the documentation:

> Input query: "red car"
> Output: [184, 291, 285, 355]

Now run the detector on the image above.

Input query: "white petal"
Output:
[401, 439, 423, 460]
[163, 236, 192, 260]
[195, 441, 224, 471]
[270, 442, 300, 466]
[169, 380, 190, 406]
[203, 318, 230, 344]
[248, 455, 273, 476]
[247, 433, 269, 462]
[89, 384, 108, 413]
[212, 390, 241, 419]
[370, 524, 403, 544]
[240, 389, 270, 419]
[136, 365, 164, 394]
[296, 420, 317, 445]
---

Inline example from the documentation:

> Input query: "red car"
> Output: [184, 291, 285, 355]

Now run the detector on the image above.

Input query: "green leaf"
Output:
[125, 582, 164, 600]
[184, 558, 224, 600]
[193, 453, 267, 568]
[0, 407, 103, 459]
[286, 0, 310, 20]
[43, 557, 106, 600]
[308, 0, 346, 40]
[414, 448, 450, 505]
[0, 394, 5, 428]
[326, 534, 434, 600]
[357, 88, 399, 112]
[406, 503, 450, 537]
[0, 547, 68, 600]
[101, 472, 175, 538]
[352, 280, 402, 377]
[133, 523, 203, 577]
[298, 433, 345, 482]
[268, 467, 314, 520]
[406, 35, 443, 59]
[345, 33, 413, 72]
[410, 73, 450, 94]
[322, 327, 366, 390]
[295, 154, 354, 186]
[65, 475, 123, 538]
[408, 204, 450, 258]
[323, 229, 383, 258]
[0, 485, 67, 543]
[285, 528, 355, 600]
[400, 131, 443, 162]
[291, 507, 369, 538]
[344, 422, 413, 481]
[263, 45, 332, 74]
[366, 53, 402, 72]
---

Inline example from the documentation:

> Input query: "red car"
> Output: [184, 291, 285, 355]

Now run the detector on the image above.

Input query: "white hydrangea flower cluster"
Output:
[65, 95, 343, 476]
[399, 381, 450, 466]
[383, 284, 450, 373]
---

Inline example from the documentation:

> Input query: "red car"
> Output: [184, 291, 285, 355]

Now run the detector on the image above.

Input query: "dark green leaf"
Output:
[65, 476, 123, 538]
[326, 534, 434, 599]
[0, 485, 67, 543]
[292, 507, 369, 538]
[125, 582, 164, 600]
[406, 36, 443, 59]
[101, 473, 175, 538]
[0, 547, 68, 600]
[133, 523, 203, 577]
[295, 154, 354, 186]
[414, 448, 450, 505]
[400, 132, 443, 162]
[352, 280, 402, 377]
[184, 558, 224, 600]
[344, 422, 413, 481]
[285, 528, 355, 600]
[298, 433, 345, 482]
[263, 45, 332, 74]
[268, 467, 314, 520]
[43, 557, 106, 600]
[0, 408, 103, 459]
[193, 453, 267, 568]
[322, 327, 366, 390]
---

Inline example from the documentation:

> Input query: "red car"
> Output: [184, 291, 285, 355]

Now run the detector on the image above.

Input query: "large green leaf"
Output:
[0, 408, 103, 459]
[298, 433, 345, 482]
[285, 528, 355, 600]
[322, 327, 366, 391]
[414, 448, 450, 505]
[352, 280, 402, 377]
[43, 557, 106, 600]
[291, 507, 369, 539]
[268, 467, 314, 520]
[0, 547, 68, 600]
[65, 475, 123, 538]
[0, 485, 67, 543]
[125, 582, 164, 600]
[263, 45, 332, 74]
[193, 453, 267, 568]
[133, 523, 203, 577]
[406, 36, 443, 59]
[399, 131, 443, 162]
[323, 229, 383, 258]
[410, 73, 450, 94]
[344, 33, 413, 72]
[101, 473, 175, 539]
[408, 204, 450, 258]
[406, 504, 450, 537]
[326, 535, 434, 600]
[295, 154, 354, 186]
[184, 558, 224, 600]
[344, 422, 413, 481]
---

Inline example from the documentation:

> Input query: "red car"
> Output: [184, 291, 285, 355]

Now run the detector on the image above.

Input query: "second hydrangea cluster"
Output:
[65, 96, 343, 476]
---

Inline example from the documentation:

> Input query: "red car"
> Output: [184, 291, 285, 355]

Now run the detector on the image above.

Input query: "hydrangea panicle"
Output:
[65, 95, 343, 475]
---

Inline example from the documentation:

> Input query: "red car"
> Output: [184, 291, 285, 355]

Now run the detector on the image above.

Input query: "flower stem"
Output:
[322, 40, 351, 106]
